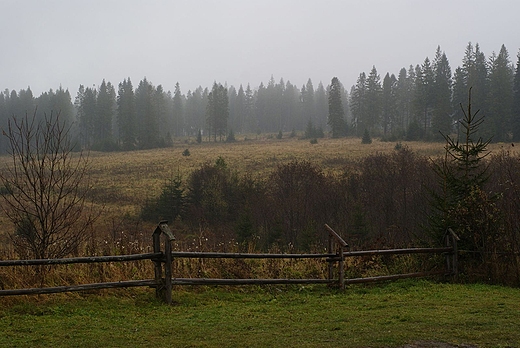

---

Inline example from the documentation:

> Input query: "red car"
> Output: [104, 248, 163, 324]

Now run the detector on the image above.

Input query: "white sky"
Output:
[1, 0, 519, 97]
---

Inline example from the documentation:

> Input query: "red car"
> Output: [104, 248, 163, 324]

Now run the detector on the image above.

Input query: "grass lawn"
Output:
[1, 280, 519, 347]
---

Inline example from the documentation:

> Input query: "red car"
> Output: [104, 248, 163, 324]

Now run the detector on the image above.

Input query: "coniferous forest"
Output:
[0, 43, 519, 153]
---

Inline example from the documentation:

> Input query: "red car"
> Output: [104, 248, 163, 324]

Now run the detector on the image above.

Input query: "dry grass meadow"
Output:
[85, 135, 516, 214]
[0, 134, 515, 233]
[85, 136, 445, 214]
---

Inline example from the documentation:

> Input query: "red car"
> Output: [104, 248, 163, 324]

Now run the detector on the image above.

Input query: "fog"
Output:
[1, 0, 519, 95]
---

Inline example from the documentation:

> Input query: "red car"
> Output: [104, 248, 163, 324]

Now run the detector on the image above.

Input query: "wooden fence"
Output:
[0, 222, 459, 304]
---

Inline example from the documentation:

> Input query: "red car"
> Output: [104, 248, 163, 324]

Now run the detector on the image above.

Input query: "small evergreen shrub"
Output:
[226, 129, 236, 143]
[361, 129, 372, 144]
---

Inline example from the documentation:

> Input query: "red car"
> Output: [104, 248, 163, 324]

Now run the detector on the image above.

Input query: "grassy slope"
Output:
[1, 281, 519, 348]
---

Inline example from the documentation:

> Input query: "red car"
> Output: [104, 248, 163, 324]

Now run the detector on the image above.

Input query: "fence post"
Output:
[325, 224, 348, 290]
[338, 243, 345, 290]
[153, 221, 176, 304]
[328, 232, 334, 281]
[152, 225, 163, 300]
[445, 228, 459, 280]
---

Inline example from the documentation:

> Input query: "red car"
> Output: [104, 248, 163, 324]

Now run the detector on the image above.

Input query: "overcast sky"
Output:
[1, 0, 519, 97]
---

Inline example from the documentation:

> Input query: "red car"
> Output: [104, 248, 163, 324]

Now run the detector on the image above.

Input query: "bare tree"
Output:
[0, 111, 96, 259]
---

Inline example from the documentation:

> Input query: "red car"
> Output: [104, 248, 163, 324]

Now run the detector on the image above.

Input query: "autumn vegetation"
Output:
[1, 130, 520, 289]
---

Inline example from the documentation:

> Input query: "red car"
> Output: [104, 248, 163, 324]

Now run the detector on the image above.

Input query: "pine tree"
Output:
[315, 82, 328, 129]
[487, 45, 514, 142]
[432, 48, 453, 138]
[429, 88, 499, 260]
[135, 78, 157, 149]
[381, 73, 397, 136]
[75, 85, 97, 148]
[414, 58, 435, 134]
[364, 66, 383, 133]
[235, 85, 246, 133]
[395, 67, 414, 134]
[473, 44, 489, 115]
[172, 82, 184, 137]
[117, 78, 136, 150]
[350, 72, 367, 135]
[452, 67, 467, 139]
[227, 86, 238, 133]
[282, 81, 300, 132]
[327, 77, 346, 137]
[459, 43, 489, 130]
[154, 85, 170, 146]
[95, 80, 116, 147]
[302, 78, 315, 125]
[512, 52, 520, 141]
[244, 84, 255, 133]
[361, 128, 372, 144]
[206, 82, 228, 141]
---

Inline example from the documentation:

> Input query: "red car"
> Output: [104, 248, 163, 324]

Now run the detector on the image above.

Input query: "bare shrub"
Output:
[0, 111, 97, 260]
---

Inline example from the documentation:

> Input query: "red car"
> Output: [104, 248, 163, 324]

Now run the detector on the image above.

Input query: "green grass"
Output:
[1, 280, 519, 347]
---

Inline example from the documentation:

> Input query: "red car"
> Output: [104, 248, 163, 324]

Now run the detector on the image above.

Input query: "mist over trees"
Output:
[0, 42, 519, 152]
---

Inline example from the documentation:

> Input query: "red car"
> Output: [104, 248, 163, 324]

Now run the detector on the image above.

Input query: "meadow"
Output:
[84, 135, 515, 212]
[84, 136, 451, 216]
[1, 280, 520, 347]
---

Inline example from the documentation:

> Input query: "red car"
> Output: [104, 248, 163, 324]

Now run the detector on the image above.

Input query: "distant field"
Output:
[85, 136, 516, 213]
[84, 137, 446, 213]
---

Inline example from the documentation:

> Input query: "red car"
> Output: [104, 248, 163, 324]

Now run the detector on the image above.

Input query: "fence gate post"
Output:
[153, 221, 176, 304]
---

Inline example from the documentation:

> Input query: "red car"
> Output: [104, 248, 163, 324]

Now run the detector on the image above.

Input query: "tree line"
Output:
[0, 42, 519, 152]
[351, 43, 520, 142]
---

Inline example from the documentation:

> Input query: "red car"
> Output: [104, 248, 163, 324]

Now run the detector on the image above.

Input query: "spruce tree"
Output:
[365, 66, 383, 132]
[117, 78, 136, 150]
[350, 72, 367, 135]
[172, 82, 184, 137]
[327, 77, 346, 137]
[361, 128, 372, 144]
[487, 45, 513, 142]
[206, 82, 229, 141]
[381, 72, 397, 136]
[429, 88, 497, 252]
[432, 48, 453, 138]
[512, 52, 520, 141]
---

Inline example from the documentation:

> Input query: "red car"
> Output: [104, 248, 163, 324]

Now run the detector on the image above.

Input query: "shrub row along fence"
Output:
[0, 222, 459, 304]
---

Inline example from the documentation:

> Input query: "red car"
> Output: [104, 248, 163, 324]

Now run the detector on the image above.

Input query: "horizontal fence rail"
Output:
[0, 253, 162, 267]
[344, 247, 453, 257]
[344, 270, 448, 285]
[170, 251, 337, 259]
[0, 280, 158, 296]
[171, 278, 336, 286]
[0, 223, 459, 303]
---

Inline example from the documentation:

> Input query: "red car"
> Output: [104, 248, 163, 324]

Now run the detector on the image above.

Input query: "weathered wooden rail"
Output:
[0, 223, 459, 303]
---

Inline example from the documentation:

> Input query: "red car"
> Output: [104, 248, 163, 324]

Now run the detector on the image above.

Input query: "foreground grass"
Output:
[1, 281, 519, 347]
